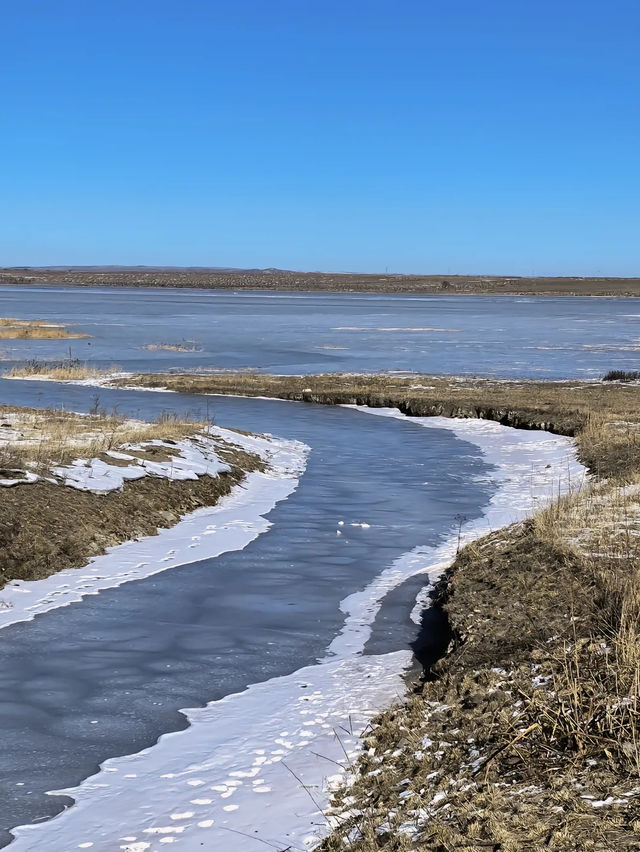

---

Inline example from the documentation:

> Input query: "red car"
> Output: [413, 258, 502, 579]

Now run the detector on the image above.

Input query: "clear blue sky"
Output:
[2, 0, 638, 274]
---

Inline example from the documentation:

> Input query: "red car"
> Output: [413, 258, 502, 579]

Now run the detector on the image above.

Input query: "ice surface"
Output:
[6, 411, 586, 851]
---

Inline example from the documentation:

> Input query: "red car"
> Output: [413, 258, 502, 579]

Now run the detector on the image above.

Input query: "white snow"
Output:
[0, 428, 308, 631]
[5, 408, 586, 851]
[3, 372, 132, 386]
[0, 470, 40, 487]
[51, 435, 231, 492]
[10, 651, 412, 852]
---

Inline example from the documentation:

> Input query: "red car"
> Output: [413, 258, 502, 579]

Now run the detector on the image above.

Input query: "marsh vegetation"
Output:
[5, 358, 118, 381]
[0, 318, 89, 339]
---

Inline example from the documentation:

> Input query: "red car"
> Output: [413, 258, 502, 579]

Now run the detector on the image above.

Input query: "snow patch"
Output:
[9, 651, 412, 852]
[52, 434, 230, 492]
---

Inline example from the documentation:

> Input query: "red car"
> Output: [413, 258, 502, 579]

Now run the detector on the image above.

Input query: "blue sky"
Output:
[1, 0, 638, 274]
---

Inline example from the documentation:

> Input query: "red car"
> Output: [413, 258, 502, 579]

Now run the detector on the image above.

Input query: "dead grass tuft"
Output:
[0, 405, 209, 471]
[143, 340, 201, 352]
[0, 318, 90, 339]
[5, 358, 121, 381]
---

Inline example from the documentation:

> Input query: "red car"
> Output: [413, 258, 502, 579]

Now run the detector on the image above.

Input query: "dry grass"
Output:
[0, 405, 209, 472]
[603, 370, 640, 382]
[5, 358, 121, 381]
[0, 397, 265, 587]
[0, 434, 263, 588]
[530, 480, 640, 771]
[0, 318, 90, 339]
[321, 482, 640, 850]
[143, 340, 201, 352]
[318, 445, 640, 848]
[4, 267, 640, 296]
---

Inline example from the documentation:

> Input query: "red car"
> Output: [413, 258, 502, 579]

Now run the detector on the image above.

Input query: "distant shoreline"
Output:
[2, 267, 640, 297]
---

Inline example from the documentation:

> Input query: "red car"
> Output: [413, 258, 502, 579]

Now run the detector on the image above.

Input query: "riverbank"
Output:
[4, 407, 579, 852]
[320, 477, 640, 851]
[113, 370, 640, 477]
[0, 405, 269, 588]
[107, 370, 640, 850]
[3, 268, 640, 296]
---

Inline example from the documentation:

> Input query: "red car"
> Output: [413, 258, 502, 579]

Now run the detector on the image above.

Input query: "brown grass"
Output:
[143, 340, 201, 352]
[0, 404, 263, 587]
[5, 359, 120, 381]
[321, 488, 640, 850]
[3, 267, 640, 297]
[0, 318, 90, 339]
[0, 445, 262, 588]
[0, 405, 208, 472]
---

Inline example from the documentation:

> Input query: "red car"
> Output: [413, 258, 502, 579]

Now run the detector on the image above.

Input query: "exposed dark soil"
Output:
[3, 267, 640, 297]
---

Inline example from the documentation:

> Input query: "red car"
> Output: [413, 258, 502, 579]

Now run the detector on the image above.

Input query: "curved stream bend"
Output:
[0, 390, 584, 851]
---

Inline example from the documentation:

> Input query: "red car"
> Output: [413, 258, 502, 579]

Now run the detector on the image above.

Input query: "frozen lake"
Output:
[0, 288, 590, 849]
[1, 285, 640, 377]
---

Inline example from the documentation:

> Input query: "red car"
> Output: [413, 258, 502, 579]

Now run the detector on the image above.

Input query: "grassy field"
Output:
[0, 404, 209, 470]
[115, 370, 640, 850]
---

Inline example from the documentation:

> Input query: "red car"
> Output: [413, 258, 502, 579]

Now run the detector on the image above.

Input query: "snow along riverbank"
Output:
[0, 427, 309, 631]
[6, 410, 586, 852]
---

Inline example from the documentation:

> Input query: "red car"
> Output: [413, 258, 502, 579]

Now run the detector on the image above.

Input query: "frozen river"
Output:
[0, 388, 486, 842]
